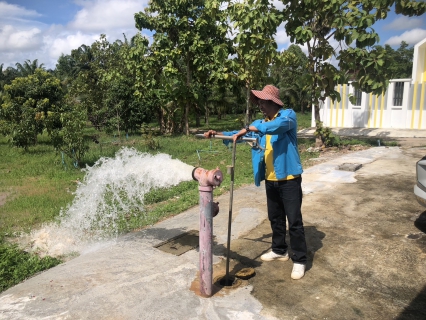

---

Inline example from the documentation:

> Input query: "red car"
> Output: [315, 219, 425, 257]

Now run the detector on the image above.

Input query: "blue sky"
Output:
[1, 0, 425, 70]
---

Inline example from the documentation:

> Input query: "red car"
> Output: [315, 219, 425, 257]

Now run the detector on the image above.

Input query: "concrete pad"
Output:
[298, 127, 426, 140]
[1, 145, 426, 320]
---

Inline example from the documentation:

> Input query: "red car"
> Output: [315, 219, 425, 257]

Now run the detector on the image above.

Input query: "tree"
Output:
[227, 0, 283, 124]
[0, 64, 4, 89]
[135, 0, 231, 135]
[68, 44, 104, 129]
[15, 59, 45, 77]
[1, 69, 63, 149]
[383, 41, 414, 79]
[49, 96, 89, 166]
[1, 66, 19, 88]
[54, 54, 78, 87]
[280, 0, 426, 145]
[91, 34, 152, 136]
[270, 45, 310, 112]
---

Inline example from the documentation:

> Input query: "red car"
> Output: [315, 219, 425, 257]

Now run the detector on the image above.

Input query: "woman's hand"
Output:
[203, 130, 217, 138]
[232, 129, 246, 142]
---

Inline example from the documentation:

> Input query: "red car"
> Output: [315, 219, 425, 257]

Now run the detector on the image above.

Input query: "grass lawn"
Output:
[0, 110, 385, 292]
[0, 111, 313, 237]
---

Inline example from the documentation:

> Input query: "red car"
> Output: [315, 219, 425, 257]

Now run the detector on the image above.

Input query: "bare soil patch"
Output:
[0, 192, 9, 207]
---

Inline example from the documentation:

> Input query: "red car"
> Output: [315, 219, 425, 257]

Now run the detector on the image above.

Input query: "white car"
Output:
[414, 157, 426, 207]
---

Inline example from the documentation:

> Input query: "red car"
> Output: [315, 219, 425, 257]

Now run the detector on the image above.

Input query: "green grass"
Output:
[0, 111, 381, 292]
[296, 112, 313, 129]
[0, 111, 371, 238]
[0, 243, 62, 292]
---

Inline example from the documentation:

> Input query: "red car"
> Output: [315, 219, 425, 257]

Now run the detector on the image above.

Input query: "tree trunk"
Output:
[195, 104, 200, 127]
[246, 84, 251, 125]
[158, 108, 165, 134]
[116, 109, 121, 139]
[313, 102, 323, 148]
[205, 104, 209, 126]
[185, 57, 191, 136]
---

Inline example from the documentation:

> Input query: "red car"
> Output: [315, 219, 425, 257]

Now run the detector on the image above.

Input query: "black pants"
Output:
[265, 177, 307, 264]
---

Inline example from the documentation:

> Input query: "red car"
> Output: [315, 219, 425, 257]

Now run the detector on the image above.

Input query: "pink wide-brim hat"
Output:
[251, 85, 283, 106]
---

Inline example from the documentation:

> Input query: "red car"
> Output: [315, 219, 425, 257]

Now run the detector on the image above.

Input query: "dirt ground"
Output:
[1, 137, 426, 320]
[224, 141, 426, 320]
[0, 139, 426, 320]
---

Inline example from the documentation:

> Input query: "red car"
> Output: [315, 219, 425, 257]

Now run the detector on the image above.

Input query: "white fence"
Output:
[313, 79, 426, 129]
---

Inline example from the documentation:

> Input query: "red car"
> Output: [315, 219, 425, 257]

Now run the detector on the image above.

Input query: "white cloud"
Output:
[69, 0, 147, 32]
[48, 32, 99, 58]
[272, 0, 285, 11]
[384, 16, 424, 31]
[0, 1, 41, 19]
[0, 25, 42, 52]
[384, 28, 426, 46]
[275, 23, 291, 46]
[0, 0, 148, 69]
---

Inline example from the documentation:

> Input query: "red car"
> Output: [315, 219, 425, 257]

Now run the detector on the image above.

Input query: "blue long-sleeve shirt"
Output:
[222, 108, 303, 186]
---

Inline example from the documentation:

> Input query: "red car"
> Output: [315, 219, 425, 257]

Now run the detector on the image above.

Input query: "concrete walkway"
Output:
[298, 127, 426, 140]
[1, 129, 425, 319]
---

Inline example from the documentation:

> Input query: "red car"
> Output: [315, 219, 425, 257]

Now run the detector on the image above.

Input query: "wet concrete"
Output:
[1, 134, 426, 319]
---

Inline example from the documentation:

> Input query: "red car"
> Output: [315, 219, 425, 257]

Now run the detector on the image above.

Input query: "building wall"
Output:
[313, 80, 426, 129]
[313, 38, 426, 130]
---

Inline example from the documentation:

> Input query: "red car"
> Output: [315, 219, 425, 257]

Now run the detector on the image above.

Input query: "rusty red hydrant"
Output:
[192, 167, 223, 297]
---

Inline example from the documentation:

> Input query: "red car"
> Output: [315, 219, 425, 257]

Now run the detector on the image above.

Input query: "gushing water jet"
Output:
[27, 147, 195, 257]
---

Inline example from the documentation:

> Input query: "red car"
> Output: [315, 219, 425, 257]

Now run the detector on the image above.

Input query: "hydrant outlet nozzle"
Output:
[192, 167, 223, 187]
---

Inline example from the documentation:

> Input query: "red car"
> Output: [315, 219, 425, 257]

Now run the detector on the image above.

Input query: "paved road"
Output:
[1, 129, 426, 319]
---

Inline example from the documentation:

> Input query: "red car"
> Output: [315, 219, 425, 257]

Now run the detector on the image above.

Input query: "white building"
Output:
[313, 37, 426, 130]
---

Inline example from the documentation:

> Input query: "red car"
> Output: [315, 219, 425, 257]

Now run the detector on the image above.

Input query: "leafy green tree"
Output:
[68, 44, 104, 130]
[280, 0, 425, 144]
[1, 66, 19, 88]
[93, 34, 152, 136]
[15, 59, 45, 77]
[227, 0, 283, 124]
[49, 96, 88, 166]
[135, 0, 231, 135]
[0, 64, 4, 89]
[54, 54, 78, 88]
[270, 45, 310, 112]
[383, 41, 414, 79]
[1, 69, 63, 149]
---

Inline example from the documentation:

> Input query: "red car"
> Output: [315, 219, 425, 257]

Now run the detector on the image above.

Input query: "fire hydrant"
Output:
[192, 167, 223, 297]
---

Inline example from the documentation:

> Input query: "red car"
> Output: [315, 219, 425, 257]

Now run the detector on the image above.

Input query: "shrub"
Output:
[0, 241, 62, 292]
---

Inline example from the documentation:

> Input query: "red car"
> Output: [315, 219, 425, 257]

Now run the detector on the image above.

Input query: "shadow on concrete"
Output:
[333, 128, 391, 138]
[131, 225, 264, 271]
[414, 211, 426, 233]
[305, 226, 326, 271]
[396, 211, 426, 319]
[131, 222, 326, 270]
[213, 237, 264, 271]
[228, 225, 325, 271]
[129, 226, 194, 243]
[395, 284, 426, 320]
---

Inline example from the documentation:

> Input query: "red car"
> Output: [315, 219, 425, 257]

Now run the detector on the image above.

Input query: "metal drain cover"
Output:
[338, 163, 362, 172]
[154, 230, 199, 256]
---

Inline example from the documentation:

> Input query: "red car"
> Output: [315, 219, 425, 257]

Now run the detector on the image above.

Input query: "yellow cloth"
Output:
[264, 113, 297, 181]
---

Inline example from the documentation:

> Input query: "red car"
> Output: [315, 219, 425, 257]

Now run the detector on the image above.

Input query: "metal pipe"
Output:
[195, 133, 257, 143]
[192, 167, 223, 297]
[196, 133, 251, 286]
[225, 140, 237, 284]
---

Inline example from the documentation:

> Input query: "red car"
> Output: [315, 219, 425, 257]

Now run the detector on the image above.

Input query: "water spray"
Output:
[28, 148, 195, 257]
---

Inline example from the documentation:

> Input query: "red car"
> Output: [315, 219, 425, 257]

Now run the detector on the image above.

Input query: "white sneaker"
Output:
[291, 263, 306, 280]
[261, 250, 289, 261]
